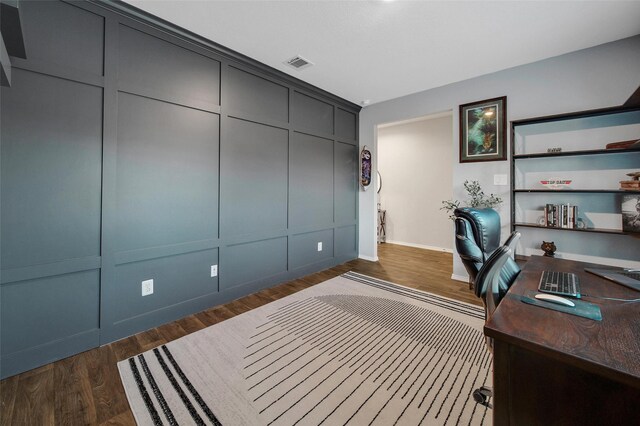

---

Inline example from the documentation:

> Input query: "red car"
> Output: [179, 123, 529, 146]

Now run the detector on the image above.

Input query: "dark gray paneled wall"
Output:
[0, 0, 359, 378]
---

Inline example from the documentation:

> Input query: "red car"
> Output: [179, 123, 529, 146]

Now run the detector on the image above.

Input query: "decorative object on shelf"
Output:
[360, 145, 372, 190]
[540, 179, 572, 189]
[620, 171, 640, 190]
[440, 180, 503, 219]
[576, 218, 586, 229]
[537, 216, 547, 226]
[605, 139, 640, 150]
[540, 241, 557, 257]
[621, 194, 640, 233]
[547, 147, 562, 153]
[459, 96, 507, 163]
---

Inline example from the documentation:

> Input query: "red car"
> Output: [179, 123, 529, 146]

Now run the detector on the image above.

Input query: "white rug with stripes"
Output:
[118, 272, 492, 425]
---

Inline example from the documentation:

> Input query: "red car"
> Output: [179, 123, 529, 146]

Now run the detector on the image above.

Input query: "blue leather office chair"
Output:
[454, 207, 521, 297]
[472, 231, 521, 407]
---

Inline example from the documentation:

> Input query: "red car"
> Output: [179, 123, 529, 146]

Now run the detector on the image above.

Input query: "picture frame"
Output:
[621, 194, 640, 233]
[459, 96, 507, 163]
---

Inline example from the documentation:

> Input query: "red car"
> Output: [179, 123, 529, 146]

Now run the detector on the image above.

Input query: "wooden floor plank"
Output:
[53, 354, 97, 425]
[0, 244, 480, 424]
[12, 367, 55, 425]
[0, 375, 18, 426]
[85, 346, 131, 425]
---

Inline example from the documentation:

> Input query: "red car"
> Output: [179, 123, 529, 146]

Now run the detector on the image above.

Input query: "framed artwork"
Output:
[622, 194, 640, 233]
[459, 96, 507, 163]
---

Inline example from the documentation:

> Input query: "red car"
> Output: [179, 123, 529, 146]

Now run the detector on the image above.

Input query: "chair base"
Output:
[473, 386, 493, 408]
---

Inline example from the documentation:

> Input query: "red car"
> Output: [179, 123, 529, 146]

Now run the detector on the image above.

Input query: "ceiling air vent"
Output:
[285, 55, 313, 70]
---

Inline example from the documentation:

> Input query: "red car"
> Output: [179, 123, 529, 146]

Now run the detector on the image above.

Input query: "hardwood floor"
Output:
[0, 243, 478, 425]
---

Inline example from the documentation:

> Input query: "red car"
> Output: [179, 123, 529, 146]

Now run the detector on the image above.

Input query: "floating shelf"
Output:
[513, 147, 640, 159]
[513, 189, 640, 194]
[513, 222, 628, 235]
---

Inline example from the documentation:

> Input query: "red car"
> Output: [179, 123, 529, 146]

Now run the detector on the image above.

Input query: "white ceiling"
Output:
[125, 1, 640, 106]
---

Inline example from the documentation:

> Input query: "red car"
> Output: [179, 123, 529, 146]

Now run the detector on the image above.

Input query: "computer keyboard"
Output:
[622, 271, 640, 281]
[538, 271, 581, 298]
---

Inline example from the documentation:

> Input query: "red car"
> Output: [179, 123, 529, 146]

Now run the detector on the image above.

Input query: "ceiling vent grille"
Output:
[285, 55, 313, 70]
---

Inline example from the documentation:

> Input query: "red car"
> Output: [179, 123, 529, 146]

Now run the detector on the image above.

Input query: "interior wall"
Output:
[358, 34, 640, 278]
[0, 0, 359, 378]
[377, 114, 453, 251]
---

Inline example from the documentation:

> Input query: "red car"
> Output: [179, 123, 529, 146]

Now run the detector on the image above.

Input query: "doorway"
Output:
[376, 111, 454, 252]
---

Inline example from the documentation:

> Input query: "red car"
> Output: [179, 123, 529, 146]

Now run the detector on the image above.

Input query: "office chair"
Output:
[454, 207, 521, 297]
[472, 231, 521, 407]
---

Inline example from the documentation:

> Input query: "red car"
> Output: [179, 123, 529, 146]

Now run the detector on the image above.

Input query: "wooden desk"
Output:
[485, 255, 640, 425]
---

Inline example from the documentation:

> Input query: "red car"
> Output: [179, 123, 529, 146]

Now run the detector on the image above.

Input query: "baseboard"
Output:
[358, 254, 378, 262]
[384, 240, 453, 253]
[451, 273, 469, 283]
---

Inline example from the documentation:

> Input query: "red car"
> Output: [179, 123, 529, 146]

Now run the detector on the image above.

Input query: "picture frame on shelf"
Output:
[621, 194, 640, 233]
[459, 96, 507, 163]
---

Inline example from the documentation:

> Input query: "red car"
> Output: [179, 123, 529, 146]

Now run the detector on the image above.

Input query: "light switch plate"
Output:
[494, 174, 508, 186]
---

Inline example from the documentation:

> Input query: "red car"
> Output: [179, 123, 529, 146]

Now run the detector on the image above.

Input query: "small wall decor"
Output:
[459, 96, 507, 163]
[360, 145, 372, 190]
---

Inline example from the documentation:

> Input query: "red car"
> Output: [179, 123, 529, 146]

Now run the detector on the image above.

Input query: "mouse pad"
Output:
[519, 290, 602, 321]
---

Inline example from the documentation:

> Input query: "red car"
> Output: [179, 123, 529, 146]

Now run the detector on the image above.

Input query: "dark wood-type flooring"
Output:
[0, 243, 480, 425]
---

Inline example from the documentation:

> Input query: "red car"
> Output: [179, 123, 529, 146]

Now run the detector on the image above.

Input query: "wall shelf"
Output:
[513, 223, 629, 235]
[513, 146, 639, 159]
[510, 104, 640, 264]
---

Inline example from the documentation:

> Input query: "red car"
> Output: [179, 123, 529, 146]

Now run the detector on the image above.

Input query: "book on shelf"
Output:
[543, 203, 577, 229]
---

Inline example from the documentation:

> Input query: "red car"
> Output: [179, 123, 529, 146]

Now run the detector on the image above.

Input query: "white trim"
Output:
[377, 110, 453, 129]
[358, 254, 378, 262]
[451, 273, 469, 283]
[383, 240, 453, 253]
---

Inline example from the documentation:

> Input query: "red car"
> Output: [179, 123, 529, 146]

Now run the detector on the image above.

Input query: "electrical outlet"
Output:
[141, 279, 154, 296]
[317, 242, 323, 252]
[211, 264, 218, 277]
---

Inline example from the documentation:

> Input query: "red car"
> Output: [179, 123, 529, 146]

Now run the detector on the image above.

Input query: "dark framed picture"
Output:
[459, 96, 507, 163]
[621, 194, 640, 233]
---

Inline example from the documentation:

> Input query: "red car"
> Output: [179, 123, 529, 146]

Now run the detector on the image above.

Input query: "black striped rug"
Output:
[118, 272, 491, 425]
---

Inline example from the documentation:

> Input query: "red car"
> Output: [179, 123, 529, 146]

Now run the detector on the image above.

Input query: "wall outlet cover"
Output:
[141, 279, 154, 296]
[317, 242, 323, 251]
[211, 264, 218, 277]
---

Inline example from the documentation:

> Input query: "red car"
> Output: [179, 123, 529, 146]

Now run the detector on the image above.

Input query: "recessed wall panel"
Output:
[20, 0, 104, 75]
[118, 25, 220, 106]
[335, 225, 357, 257]
[227, 67, 288, 122]
[116, 93, 219, 252]
[112, 249, 219, 323]
[290, 133, 334, 229]
[290, 229, 334, 270]
[0, 70, 102, 269]
[292, 92, 333, 135]
[335, 142, 357, 223]
[336, 108, 357, 142]
[220, 118, 288, 237]
[221, 238, 288, 290]
[0, 270, 100, 357]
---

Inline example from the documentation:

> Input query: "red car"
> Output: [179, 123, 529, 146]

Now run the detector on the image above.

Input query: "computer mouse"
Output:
[534, 293, 575, 307]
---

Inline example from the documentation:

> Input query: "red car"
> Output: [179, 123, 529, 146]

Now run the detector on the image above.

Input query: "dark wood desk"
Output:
[485, 255, 640, 425]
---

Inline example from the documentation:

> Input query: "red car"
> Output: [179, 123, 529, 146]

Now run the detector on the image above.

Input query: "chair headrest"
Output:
[453, 208, 501, 254]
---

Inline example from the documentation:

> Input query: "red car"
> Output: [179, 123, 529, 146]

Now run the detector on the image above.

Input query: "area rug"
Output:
[118, 272, 492, 425]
